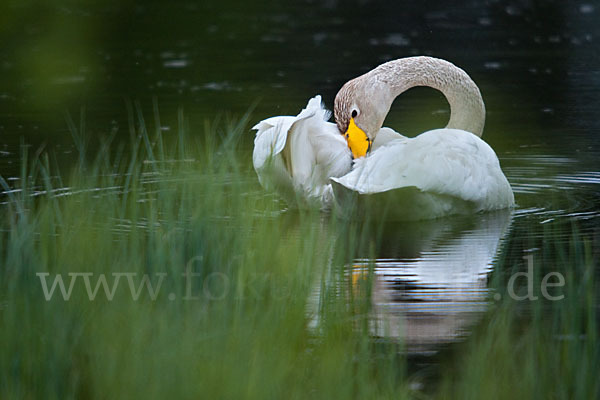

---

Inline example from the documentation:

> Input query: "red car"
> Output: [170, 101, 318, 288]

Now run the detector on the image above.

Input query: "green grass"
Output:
[437, 231, 599, 399]
[0, 108, 598, 399]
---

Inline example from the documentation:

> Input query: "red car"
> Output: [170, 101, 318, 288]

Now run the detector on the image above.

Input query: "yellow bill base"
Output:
[344, 118, 371, 158]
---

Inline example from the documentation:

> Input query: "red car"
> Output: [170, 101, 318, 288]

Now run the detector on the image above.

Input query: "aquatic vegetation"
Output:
[0, 109, 597, 399]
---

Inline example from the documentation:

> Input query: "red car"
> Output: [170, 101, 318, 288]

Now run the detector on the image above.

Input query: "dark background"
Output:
[0, 0, 598, 173]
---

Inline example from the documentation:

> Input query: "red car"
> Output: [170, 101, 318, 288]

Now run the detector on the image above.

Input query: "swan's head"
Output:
[334, 77, 391, 158]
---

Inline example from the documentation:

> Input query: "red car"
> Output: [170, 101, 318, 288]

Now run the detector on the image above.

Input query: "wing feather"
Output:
[333, 129, 514, 211]
[252, 95, 351, 208]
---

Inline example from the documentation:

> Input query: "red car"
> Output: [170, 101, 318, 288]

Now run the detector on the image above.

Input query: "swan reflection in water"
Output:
[311, 209, 513, 354]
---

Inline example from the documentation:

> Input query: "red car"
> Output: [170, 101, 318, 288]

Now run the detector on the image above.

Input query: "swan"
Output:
[332, 56, 514, 220]
[252, 56, 514, 219]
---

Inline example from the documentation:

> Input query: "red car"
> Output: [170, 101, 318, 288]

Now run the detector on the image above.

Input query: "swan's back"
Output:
[332, 129, 514, 220]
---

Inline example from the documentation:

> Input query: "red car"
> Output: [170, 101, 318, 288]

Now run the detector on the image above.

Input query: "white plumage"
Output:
[332, 128, 514, 220]
[252, 98, 514, 219]
[252, 57, 515, 220]
[252, 96, 352, 209]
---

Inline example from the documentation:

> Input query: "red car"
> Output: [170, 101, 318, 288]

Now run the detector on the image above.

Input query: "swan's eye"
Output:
[351, 110, 358, 118]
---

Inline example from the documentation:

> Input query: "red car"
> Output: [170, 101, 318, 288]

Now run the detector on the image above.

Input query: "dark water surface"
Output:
[2, 0, 599, 358]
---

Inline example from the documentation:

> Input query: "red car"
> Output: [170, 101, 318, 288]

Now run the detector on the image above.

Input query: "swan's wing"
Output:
[333, 129, 514, 209]
[285, 97, 351, 198]
[251, 115, 296, 202]
[252, 95, 326, 171]
[252, 116, 295, 171]
[252, 95, 351, 207]
[309, 120, 352, 179]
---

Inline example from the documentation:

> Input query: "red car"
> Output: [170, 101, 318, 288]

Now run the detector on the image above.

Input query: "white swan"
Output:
[252, 56, 514, 219]
[332, 56, 514, 219]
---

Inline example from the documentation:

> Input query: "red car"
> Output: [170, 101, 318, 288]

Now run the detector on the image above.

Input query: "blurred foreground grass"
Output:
[0, 107, 597, 399]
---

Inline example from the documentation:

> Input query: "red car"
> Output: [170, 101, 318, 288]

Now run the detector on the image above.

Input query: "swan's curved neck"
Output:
[373, 57, 485, 136]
